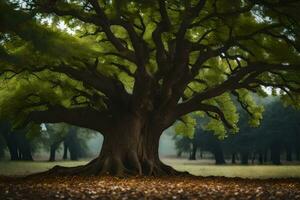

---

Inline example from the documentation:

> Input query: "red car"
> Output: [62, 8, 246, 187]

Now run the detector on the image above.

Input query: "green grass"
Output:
[163, 159, 300, 179]
[0, 160, 88, 176]
[0, 159, 300, 179]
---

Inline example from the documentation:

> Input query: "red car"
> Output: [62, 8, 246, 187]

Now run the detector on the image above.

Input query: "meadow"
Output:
[1, 158, 300, 179]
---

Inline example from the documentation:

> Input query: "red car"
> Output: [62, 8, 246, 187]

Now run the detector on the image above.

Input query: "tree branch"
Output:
[175, 62, 300, 117]
[25, 106, 112, 134]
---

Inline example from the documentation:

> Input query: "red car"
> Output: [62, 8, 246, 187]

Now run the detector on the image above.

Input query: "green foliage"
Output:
[36, 123, 68, 154]
[174, 115, 196, 138]
[0, 0, 299, 141]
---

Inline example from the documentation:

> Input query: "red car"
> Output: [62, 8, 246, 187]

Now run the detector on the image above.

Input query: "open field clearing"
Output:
[1, 159, 300, 179]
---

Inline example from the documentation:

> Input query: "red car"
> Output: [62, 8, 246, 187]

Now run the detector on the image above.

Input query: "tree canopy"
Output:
[0, 0, 300, 176]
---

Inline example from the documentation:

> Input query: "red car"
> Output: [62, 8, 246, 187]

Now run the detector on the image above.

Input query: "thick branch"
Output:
[50, 63, 130, 104]
[175, 103, 233, 129]
[26, 106, 112, 134]
[39, 1, 136, 62]
[175, 62, 300, 117]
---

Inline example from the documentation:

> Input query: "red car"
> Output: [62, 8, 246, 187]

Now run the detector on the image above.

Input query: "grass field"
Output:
[1, 158, 300, 179]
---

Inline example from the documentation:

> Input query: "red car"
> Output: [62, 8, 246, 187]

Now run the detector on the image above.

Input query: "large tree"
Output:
[0, 0, 300, 176]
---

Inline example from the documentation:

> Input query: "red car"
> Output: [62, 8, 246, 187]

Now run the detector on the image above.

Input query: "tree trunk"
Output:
[286, 146, 292, 161]
[258, 152, 263, 164]
[263, 150, 268, 163]
[39, 115, 182, 177]
[18, 145, 33, 161]
[63, 141, 68, 160]
[296, 148, 300, 161]
[251, 152, 256, 164]
[189, 141, 197, 160]
[49, 144, 58, 162]
[50, 138, 65, 162]
[17, 134, 33, 161]
[8, 142, 19, 160]
[4, 131, 33, 161]
[231, 153, 236, 164]
[271, 141, 281, 165]
[200, 150, 203, 159]
[3, 132, 19, 160]
[66, 129, 79, 161]
[212, 144, 226, 165]
[69, 146, 78, 161]
[241, 152, 249, 165]
[176, 151, 182, 157]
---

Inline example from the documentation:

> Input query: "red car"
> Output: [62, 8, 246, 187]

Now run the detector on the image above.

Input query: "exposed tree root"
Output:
[26, 156, 192, 179]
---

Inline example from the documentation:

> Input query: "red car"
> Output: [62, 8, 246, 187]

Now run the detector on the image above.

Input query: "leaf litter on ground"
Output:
[0, 175, 300, 200]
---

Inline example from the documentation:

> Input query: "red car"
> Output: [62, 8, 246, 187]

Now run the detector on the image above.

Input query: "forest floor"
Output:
[0, 175, 300, 200]
[1, 159, 300, 199]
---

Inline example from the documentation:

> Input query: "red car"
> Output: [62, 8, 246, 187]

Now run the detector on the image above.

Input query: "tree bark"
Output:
[37, 115, 183, 177]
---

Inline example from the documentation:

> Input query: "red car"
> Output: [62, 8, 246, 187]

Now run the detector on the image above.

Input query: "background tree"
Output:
[0, 121, 38, 161]
[0, 0, 300, 176]
[42, 123, 91, 161]
[61, 126, 92, 161]
[0, 132, 5, 159]
[175, 121, 227, 164]
[175, 99, 300, 165]
[174, 135, 193, 158]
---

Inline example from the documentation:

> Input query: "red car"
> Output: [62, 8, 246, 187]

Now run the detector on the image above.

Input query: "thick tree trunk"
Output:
[4, 131, 33, 161]
[3, 133, 17, 160]
[38, 115, 183, 177]
[8, 142, 19, 161]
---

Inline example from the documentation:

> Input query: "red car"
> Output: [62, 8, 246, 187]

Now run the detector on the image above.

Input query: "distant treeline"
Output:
[0, 123, 95, 161]
[174, 101, 300, 165]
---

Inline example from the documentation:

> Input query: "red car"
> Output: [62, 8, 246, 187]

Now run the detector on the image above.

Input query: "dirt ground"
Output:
[0, 175, 300, 200]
